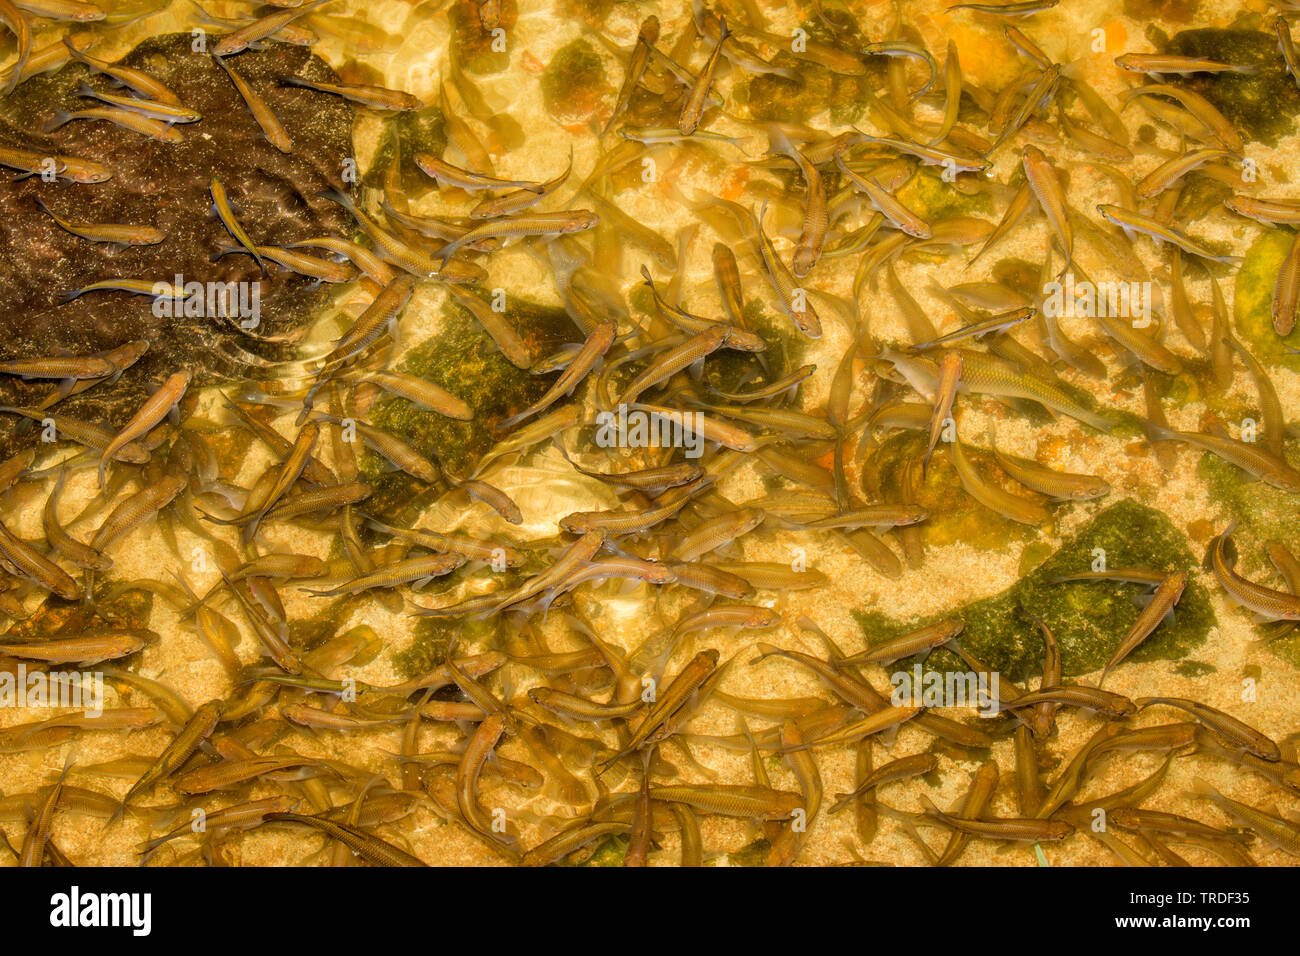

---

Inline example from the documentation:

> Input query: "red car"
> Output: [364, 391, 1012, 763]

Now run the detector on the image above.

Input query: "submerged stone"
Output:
[854, 499, 1215, 683]
[1235, 229, 1300, 372]
[0, 34, 354, 454]
[1166, 28, 1300, 146]
[541, 39, 610, 125]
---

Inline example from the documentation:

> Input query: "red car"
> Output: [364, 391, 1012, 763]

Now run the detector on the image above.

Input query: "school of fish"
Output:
[0, 0, 1298, 867]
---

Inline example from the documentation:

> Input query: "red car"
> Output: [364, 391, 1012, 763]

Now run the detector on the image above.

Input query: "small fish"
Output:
[678, 15, 730, 136]
[863, 41, 938, 99]
[99, 369, 191, 486]
[0, 518, 80, 599]
[947, 0, 1060, 14]
[212, 53, 291, 153]
[277, 75, 422, 110]
[120, 700, 224, 809]
[948, 430, 1051, 525]
[838, 618, 964, 666]
[776, 134, 828, 277]
[364, 369, 472, 421]
[43, 470, 111, 570]
[499, 320, 616, 430]
[14, 0, 102, 21]
[848, 133, 990, 173]
[62, 37, 181, 105]
[75, 81, 197, 123]
[1190, 779, 1299, 855]
[598, 650, 720, 772]
[988, 427, 1110, 500]
[214, 241, 353, 282]
[213, 0, 330, 56]
[619, 125, 749, 150]
[1274, 228, 1300, 336]
[1279, 16, 1300, 90]
[998, 685, 1137, 718]
[1115, 52, 1255, 76]
[924, 351, 961, 468]
[0, 0, 31, 97]
[445, 285, 534, 370]
[35, 198, 163, 246]
[753, 202, 821, 338]
[210, 177, 266, 275]
[61, 278, 186, 301]
[1022, 145, 1072, 268]
[1137, 146, 1232, 199]
[836, 153, 931, 239]
[1225, 194, 1300, 225]
[0, 629, 154, 664]
[468, 153, 572, 219]
[90, 475, 187, 552]
[647, 784, 802, 820]
[1148, 427, 1300, 493]
[0, 352, 115, 379]
[1099, 571, 1186, 687]
[618, 325, 733, 405]
[603, 15, 659, 136]
[1207, 524, 1300, 622]
[46, 106, 184, 142]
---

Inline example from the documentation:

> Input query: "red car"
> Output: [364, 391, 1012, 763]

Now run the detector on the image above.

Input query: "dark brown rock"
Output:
[0, 34, 358, 449]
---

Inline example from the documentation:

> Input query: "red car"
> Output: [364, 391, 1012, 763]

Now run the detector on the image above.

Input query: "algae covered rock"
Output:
[1200, 437, 1300, 554]
[367, 289, 577, 489]
[1235, 229, 1300, 372]
[853, 499, 1215, 683]
[1166, 28, 1300, 146]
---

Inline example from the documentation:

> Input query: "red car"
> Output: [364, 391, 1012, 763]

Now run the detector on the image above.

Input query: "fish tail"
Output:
[318, 186, 354, 213]
[106, 799, 129, 828]
[43, 110, 72, 133]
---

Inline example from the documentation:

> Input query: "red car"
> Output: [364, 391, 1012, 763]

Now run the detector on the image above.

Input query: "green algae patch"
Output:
[1234, 228, 1300, 372]
[16, 586, 152, 642]
[853, 499, 1215, 683]
[1174, 659, 1217, 677]
[898, 170, 993, 221]
[1199, 437, 1300, 561]
[542, 39, 610, 124]
[1166, 29, 1300, 146]
[363, 106, 448, 192]
[721, 838, 772, 866]
[1269, 632, 1300, 670]
[577, 834, 629, 866]
[393, 615, 500, 679]
[369, 294, 576, 481]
